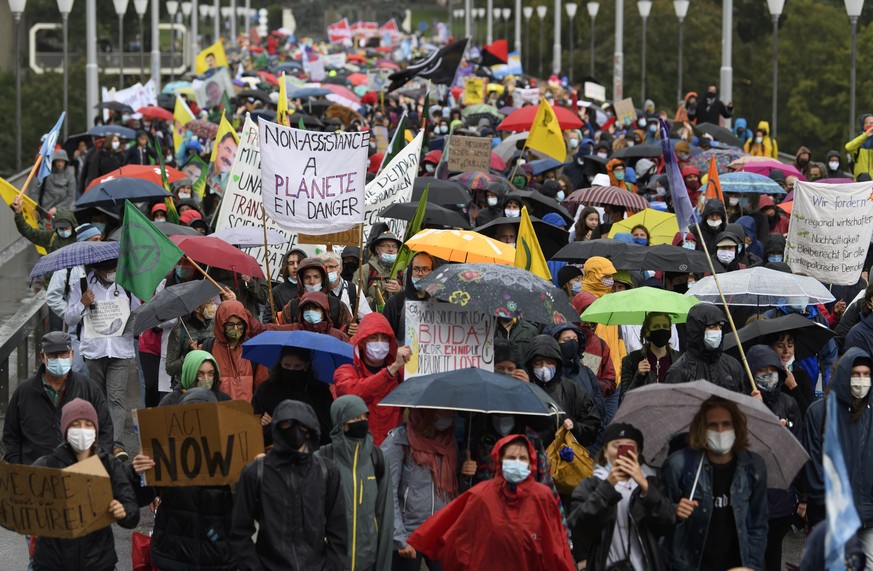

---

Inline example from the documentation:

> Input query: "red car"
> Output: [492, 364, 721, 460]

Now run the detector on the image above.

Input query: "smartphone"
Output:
[616, 444, 635, 460]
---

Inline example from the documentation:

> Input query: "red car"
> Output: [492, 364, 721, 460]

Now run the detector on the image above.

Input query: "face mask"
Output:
[154, 216, 167, 223]
[654, 186, 666, 197]
[46, 357, 72, 377]
[411, 276, 424, 290]
[755, 136, 763, 144]
[492, 415, 515, 436]
[380, 252, 397, 265]
[201, 303, 217, 320]
[597, 152, 608, 160]
[103, 271, 116, 283]
[438, 125, 449, 134]
[556, 190, 565, 201]
[502, 459, 531, 483]
[638, 118, 647, 128]
[851, 377, 872, 399]
[768, 254, 783, 263]
[706, 429, 735, 455]
[512, 176, 527, 188]
[569, 138, 579, 148]
[682, 241, 696, 250]
[728, 197, 740, 206]
[279, 425, 309, 451]
[175, 266, 194, 280]
[534, 366, 556, 383]
[716, 250, 736, 265]
[433, 415, 454, 431]
[627, 141, 635, 147]
[365, 341, 390, 361]
[342, 261, 359, 277]
[829, 161, 840, 171]
[224, 326, 244, 340]
[288, 276, 298, 285]
[706, 92, 717, 101]
[303, 310, 323, 324]
[560, 340, 579, 363]
[327, 271, 338, 284]
[177, 191, 192, 200]
[648, 124, 658, 133]
[425, 163, 436, 173]
[755, 372, 780, 391]
[614, 170, 625, 181]
[57, 229, 72, 239]
[67, 427, 97, 453]
[571, 282, 582, 295]
[601, 277, 614, 287]
[111, 141, 120, 150]
[789, 297, 808, 312]
[345, 419, 369, 439]
[504, 208, 520, 218]
[633, 237, 648, 246]
[487, 196, 499, 207]
[706, 219, 721, 229]
[648, 329, 672, 348]
[703, 329, 722, 350]
[304, 282, 322, 292]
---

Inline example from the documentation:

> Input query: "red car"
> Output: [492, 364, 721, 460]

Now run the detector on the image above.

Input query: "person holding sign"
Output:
[31, 399, 139, 571]
[364, 232, 405, 310]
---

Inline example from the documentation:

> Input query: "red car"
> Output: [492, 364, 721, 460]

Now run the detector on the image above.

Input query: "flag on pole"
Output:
[659, 119, 698, 231]
[210, 113, 240, 164]
[481, 39, 509, 66]
[526, 98, 567, 162]
[824, 392, 861, 570]
[194, 40, 228, 75]
[37, 112, 66, 183]
[173, 96, 196, 153]
[277, 72, 290, 127]
[515, 206, 552, 281]
[378, 111, 408, 173]
[153, 138, 179, 223]
[706, 156, 724, 203]
[116, 200, 185, 301]
[387, 38, 469, 92]
[390, 184, 429, 280]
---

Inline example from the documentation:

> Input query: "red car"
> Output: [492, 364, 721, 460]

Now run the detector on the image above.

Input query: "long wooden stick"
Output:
[261, 206, 277, 323]
[185, 255, 232, 295]
[353, 223, 365, 319]
[16, 155, 44, 199]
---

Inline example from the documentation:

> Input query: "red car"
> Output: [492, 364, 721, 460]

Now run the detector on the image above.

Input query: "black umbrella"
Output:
[62, 132, 93, 158]
[412, 178, 471, 205]
[612, 144, 663, 159]
[131, 280, 221, 335]
[75, 178, 171, 209]
[107, 221, 200, 241]
[87, 125, 137, 139]
[695, 122, 743, 148]
[616, 244, 713, 273]
[552, 238, 644, 263]
[95, 101, 134, 113]
[237, 89, 271, 103]
[418, 263, 578, 324]
[722, 313, 835, 361]
[506, 190, 574, 225]
[476, 216, 569, 259]
[294, 114, 325, 129]
[379, 202, 471, 229]
[379, 367, 562, 416]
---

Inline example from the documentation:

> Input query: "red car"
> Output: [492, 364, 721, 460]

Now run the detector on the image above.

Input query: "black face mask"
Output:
[706, 92, 716, 101]
[345, 419, 369, 439]
[280, 368, 308, 384]
[560, 339, 580, 364]
[277, 424, 308, 453]
[342, 261, 360, 280]
[648, 329, 672, 348]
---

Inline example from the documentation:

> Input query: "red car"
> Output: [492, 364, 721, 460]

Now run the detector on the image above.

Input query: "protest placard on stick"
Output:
[447, 135, 491, 172]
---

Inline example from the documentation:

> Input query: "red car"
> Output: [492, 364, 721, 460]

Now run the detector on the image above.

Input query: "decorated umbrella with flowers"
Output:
[451, 171, 512, 193]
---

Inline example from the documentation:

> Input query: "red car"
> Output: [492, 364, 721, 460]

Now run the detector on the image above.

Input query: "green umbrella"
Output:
[580, 287, 700, 325]
[461, 103, 502, 120]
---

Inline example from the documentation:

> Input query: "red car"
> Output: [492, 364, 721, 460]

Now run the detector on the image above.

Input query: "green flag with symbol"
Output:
[117, 200, 185, 301]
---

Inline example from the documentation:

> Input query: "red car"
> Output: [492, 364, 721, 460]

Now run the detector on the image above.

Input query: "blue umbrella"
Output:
[76, 178, 171, 208]
[527, 158, 564, 175]
[29, 241, 120, 279]
[86, 125, 137, 139]
[242, 331, 354, 383]
[288, 87, 331, 99]
[718, 172, 787, 194]
[162, 80, 192, 94]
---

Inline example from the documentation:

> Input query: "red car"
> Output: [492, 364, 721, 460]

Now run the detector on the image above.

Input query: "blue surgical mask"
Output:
[556, 190, 565, 201]
[768, 254, 783, 263]
[534, 366, 556, 383]
[46, 357, 72, 377]
[304, 282, 322, 292]
[303, 310, 323, 324]
[380, 252, 397, 265]
[502, 459, 531, 483]
[411, 276, 423, 290]
[571, 282, 582, 295]
[614, 170, 625, 181]
[57, 229, 72, 239]
[327, 271, 338, 284]
[632, 237, 648, 246]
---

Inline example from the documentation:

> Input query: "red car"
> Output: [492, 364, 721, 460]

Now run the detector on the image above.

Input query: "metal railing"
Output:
[0, 291, 48, 415]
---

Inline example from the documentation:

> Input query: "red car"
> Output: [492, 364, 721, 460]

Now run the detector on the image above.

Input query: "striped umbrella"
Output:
[564, 185, 649, 211]
[29, 241, 120, 279]
[689, 149, 746, 174]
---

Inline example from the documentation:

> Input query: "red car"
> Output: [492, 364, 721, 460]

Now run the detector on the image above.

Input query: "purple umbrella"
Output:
[738, 159, 807, 181]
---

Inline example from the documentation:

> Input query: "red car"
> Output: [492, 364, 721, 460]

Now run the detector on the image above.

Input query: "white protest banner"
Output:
[215, 116, 296, 281]
[259, 118, 369, 235]
[84, 300, 130, 339]
[786, 181, 873, 285]
[322, 53, 347, 68]
[514, 87, 540, 108]
[404, 301, 496, 377]
[364, 131, 423, 240]
[584, 81, 606, 102]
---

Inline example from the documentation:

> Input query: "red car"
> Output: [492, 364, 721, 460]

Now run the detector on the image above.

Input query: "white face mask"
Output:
[682, 241, 696, 250]
[365, 341, 390, 361]
[829, 161, 840, 171]
[177, 192, 191, 200]
[851, 376, 872, 399]
[534, 366, 556, 383]
[703, 329, 722, 350]
[504, 208, 520, 218]
[111, 141, 120, 150]
[755, 136, 763, 144]
[103, 271, 117, 283]
[706, 219, 721, 229]
[597, 152, 608, 159]
[556, 190, 565, 201]
[728, 197, 740, 206]
[487, 196, 499, 207]
[67, 427, 97, 452]
[706, 429, 735, 455]
[716, 250, 736, 265]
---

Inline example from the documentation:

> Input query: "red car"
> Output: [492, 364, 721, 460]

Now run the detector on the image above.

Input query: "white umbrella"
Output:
[686, 267, 835, 307]
[211, 227, 288, 248]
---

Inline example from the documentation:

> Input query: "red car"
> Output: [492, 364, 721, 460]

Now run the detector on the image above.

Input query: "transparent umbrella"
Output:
[686, 267, 835, 307]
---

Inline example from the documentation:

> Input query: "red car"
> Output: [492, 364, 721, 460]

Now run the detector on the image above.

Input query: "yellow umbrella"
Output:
[404, 229, 515, 265]
[608, 209, 680, 245]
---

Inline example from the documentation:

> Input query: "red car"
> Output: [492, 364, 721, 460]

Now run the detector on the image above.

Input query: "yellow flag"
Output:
[0, 177, 46, 255]
[173, 96, 195, 153]
[277, 72, 290, 127]
[210, 113, 240, 164]
[526, 98, 567, 162]
[194, 40, 228, 75]
[464, 77, 485, 105]
[515, 207, 551, 281]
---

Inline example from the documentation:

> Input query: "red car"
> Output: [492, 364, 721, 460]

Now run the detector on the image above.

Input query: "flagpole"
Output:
[185, 255, 234, 296]
[261, 206, 277, 323]
[15, 155, 44, 200]
[353, 223, 365, 322]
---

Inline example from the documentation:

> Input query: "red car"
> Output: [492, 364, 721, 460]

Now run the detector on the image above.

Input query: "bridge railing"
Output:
[0, 291, 48, 415]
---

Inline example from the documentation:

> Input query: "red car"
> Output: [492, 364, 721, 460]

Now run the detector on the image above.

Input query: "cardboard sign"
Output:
[133, 400, 264, 487]
[786, 181, 873, 285]
[259, 118, 369, 235]
[322, 53, 347, 69]
[367, 69, 392, 92]
[464, 77, 485, 105]
[215, 116, 296, 282]
[614, 98, 637, 127]
[0, 455, 115, 539]
[297, 225, 362, 246]
[584, 82, 606, 102]
[447, 135, 492, 172]
[404, 301, 496, 377]
[364, 131, 423, 240]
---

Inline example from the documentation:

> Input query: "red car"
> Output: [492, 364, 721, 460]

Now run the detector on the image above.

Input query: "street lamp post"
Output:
[514, 0, 521, 53]
[134, 0, 147, 82]
[766, 0, 784, 138]
[57, 0, 74, 140]
[614, 0, 623, 101]
[522, 6, 533, 72]
[637, 0, 651, 103]
[720, 0, 733, 128]
[213, 0, 219, 43]
[488, 3, 495, 44]
[113, 0, 129, 89]
[587, 2, 598, 77]
[167, 1, 179, 80]
[502, 7, 511, 43]
[846, 0, 865, 138]
[87, 0, 98, 132]
[199, 4, 209, 45]
[10, 0, 26, 171]
[673, 0, 688, 104]
[181, 1, 192, 69]
[566, 3, 577, 85]
[477, 8, 486, 43]
[536, 5, 547, 77]
[552, 0, 561, 75]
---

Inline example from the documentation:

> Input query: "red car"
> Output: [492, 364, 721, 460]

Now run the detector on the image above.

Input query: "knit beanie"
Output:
[60, 398, 99, 436]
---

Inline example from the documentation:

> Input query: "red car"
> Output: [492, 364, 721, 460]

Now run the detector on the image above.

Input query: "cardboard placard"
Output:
[447, 135, 492, 172]
[133, 400, 264, 487]
[404, 301, 496, 377]
[614, 98, 637, 127]
[297, 225, 363, 246]
[0, 455, 115, 539]
[584, 81, 606, 102]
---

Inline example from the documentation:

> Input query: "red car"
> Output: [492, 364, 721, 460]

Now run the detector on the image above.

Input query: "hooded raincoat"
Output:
[159, 349, 230, 406]
[744, 121, 779, 158]
[581, 257, 626, 385]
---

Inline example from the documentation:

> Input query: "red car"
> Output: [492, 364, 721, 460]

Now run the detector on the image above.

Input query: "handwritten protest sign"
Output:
[584, 82, 606, 102]
[404, 301, 496, 378]
[614, 98, 637, 127]
[259, 118, 368, 235]
[133, 400, 264, 487]
[447, 135, 492, 172]
[464, 77, 485, 105]
[364, 131, 423, 240]
[786, 181, 873, 285]
[0, 455, 114, 539]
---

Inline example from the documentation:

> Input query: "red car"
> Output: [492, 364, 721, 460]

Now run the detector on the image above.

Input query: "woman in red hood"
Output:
[286, 291, 350, 342]
[407, 434, 575, 571]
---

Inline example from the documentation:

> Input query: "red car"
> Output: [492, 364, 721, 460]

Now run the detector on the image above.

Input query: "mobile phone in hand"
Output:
[616, 444, 635, 460]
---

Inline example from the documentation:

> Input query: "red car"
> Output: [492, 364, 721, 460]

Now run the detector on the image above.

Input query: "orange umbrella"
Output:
[778, 200, 793, 215]
[404, 229, 515, 265]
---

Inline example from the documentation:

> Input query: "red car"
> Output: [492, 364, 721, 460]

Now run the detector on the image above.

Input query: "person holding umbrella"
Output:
[620, 312, 681, 403]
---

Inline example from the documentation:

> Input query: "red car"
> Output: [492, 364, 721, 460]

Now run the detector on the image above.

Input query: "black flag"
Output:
[387, 38, 470, 92]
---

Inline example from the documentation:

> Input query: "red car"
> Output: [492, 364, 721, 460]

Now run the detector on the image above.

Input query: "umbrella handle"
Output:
[688, 454, 704, 500]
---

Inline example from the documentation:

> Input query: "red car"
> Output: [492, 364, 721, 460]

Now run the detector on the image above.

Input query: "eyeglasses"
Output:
[411, 266, 432, 276]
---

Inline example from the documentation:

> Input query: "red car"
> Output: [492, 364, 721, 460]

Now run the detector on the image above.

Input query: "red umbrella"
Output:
[490, 153, 507, 171]
[497, 105, 584, 132]
[348, 73, 368, 86]
[170, 235, 266, 279]
[137, 106, 174, 121]
[85, 164, 188, 192]
[257, 71, 279, 85]
[376, 59, 399, 69]
[347, 54, 367, 63]
[323, 84, 361, 103]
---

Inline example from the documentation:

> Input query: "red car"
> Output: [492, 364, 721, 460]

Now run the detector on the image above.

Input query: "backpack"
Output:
[317, 443, 385, 484]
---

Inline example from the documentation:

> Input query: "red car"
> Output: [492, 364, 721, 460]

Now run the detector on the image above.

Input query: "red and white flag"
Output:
[327, 18, 352, 44]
